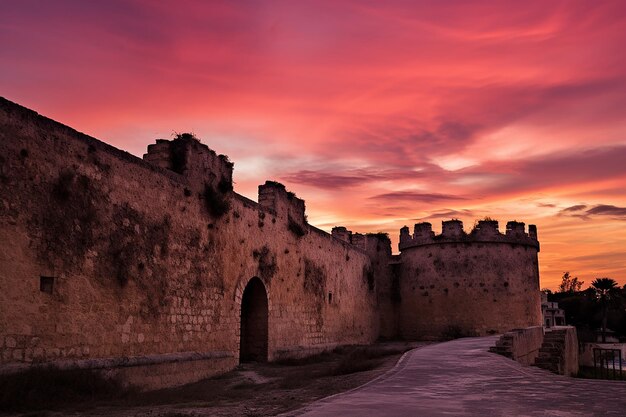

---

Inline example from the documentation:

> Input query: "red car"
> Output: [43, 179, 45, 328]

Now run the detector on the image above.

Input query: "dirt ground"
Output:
[7, 342, 429, 417]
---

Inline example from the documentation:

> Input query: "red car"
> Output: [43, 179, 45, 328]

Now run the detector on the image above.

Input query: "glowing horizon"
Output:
[2, 0, 625, 289]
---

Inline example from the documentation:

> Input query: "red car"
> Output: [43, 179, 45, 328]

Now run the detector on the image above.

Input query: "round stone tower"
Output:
[398, 219, 541, 339]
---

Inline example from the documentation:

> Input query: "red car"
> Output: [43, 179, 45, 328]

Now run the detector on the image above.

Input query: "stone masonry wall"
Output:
[0, 97, 546, 388]
[398, 220, 542, 339]
[331, 228, 394, 339]
[0, 98, 379, 386]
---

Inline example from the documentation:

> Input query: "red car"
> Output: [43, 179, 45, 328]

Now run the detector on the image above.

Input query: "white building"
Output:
[541, 292, 566, 327]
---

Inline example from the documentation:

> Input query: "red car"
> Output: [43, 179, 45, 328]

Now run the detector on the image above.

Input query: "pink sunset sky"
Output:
[2, 0, 626, 289]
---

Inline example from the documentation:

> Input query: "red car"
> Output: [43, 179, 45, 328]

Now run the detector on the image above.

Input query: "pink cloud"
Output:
[2, 0, 626, 288]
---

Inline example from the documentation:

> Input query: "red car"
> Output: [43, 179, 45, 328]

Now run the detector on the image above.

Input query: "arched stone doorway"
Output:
[239, 277, 268, 363]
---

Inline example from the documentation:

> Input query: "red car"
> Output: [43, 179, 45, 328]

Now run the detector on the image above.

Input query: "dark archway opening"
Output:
[239, 277, 268, 363]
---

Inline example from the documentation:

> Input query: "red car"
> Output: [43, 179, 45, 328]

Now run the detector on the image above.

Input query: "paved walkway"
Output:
[292, 337, 626, 416]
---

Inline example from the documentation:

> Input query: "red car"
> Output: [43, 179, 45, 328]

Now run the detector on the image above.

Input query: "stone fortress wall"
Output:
[0, 98, 383, 388]
[0, 97, 541, 388]
[398, 220, 542, 339]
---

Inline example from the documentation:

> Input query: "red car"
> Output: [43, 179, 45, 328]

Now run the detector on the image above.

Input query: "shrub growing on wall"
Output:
[253, 246, 278, 282]
[362, 265, 375, 292]
[203, 183, 230, 217]
[288, 216, 306, 237]
[40, 169, 100, 268]
[304, 258, 326, 297]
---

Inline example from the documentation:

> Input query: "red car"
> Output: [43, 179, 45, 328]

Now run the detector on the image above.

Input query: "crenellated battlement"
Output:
[399, 219, 539, 251]
[442, 219, 464, 238]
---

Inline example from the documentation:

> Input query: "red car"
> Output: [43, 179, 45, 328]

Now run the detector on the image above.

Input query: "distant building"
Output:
[541, 292, 566, 327]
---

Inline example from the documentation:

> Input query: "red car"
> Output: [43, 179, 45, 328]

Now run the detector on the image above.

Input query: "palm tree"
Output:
[591, 278, 619, 343]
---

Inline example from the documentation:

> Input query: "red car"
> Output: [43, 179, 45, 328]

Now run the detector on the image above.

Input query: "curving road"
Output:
[292, 336, 626, 416]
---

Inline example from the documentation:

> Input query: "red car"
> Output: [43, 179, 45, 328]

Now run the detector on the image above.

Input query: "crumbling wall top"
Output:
[331, 226, 352, 244]
[143, 134, 233, 192]
[333, 229, 392, 256]
[258, 181, 307, 233]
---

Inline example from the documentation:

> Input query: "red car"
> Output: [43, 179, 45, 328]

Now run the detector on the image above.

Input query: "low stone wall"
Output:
[0, 98, 380, 389]
[0, 351, 236, 391]
[491, 326, 579, 377]
[559, 326, 579, 376]
[490, 326, 544, 365]
[108, 355, 236, 391]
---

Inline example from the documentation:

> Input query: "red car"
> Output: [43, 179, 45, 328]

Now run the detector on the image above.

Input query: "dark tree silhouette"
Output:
[591, 277, 619, 342]
[558, 272, 584, 293]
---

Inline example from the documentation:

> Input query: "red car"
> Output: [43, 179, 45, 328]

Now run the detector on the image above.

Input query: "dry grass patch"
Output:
[2, 342, 430, 417]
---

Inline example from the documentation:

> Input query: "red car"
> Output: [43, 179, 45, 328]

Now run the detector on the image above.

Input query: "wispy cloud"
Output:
[370, 191, 467, 203]
[561, 205, 587, 212]
[282, 167, 424, 189]
[586, 204, 626, 218]
[417, 209, 476, 221]
[557, 203, 626, 221]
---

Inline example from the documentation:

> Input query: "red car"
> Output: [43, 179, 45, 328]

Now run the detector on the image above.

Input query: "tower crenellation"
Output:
[413, 222, 435, 240]
[399, 219, 539, 251]
[441, 219, 464, 238]
[400, 226, 411, 245]
[506, 221, 526, 238]
[473, 219, 499, 238]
